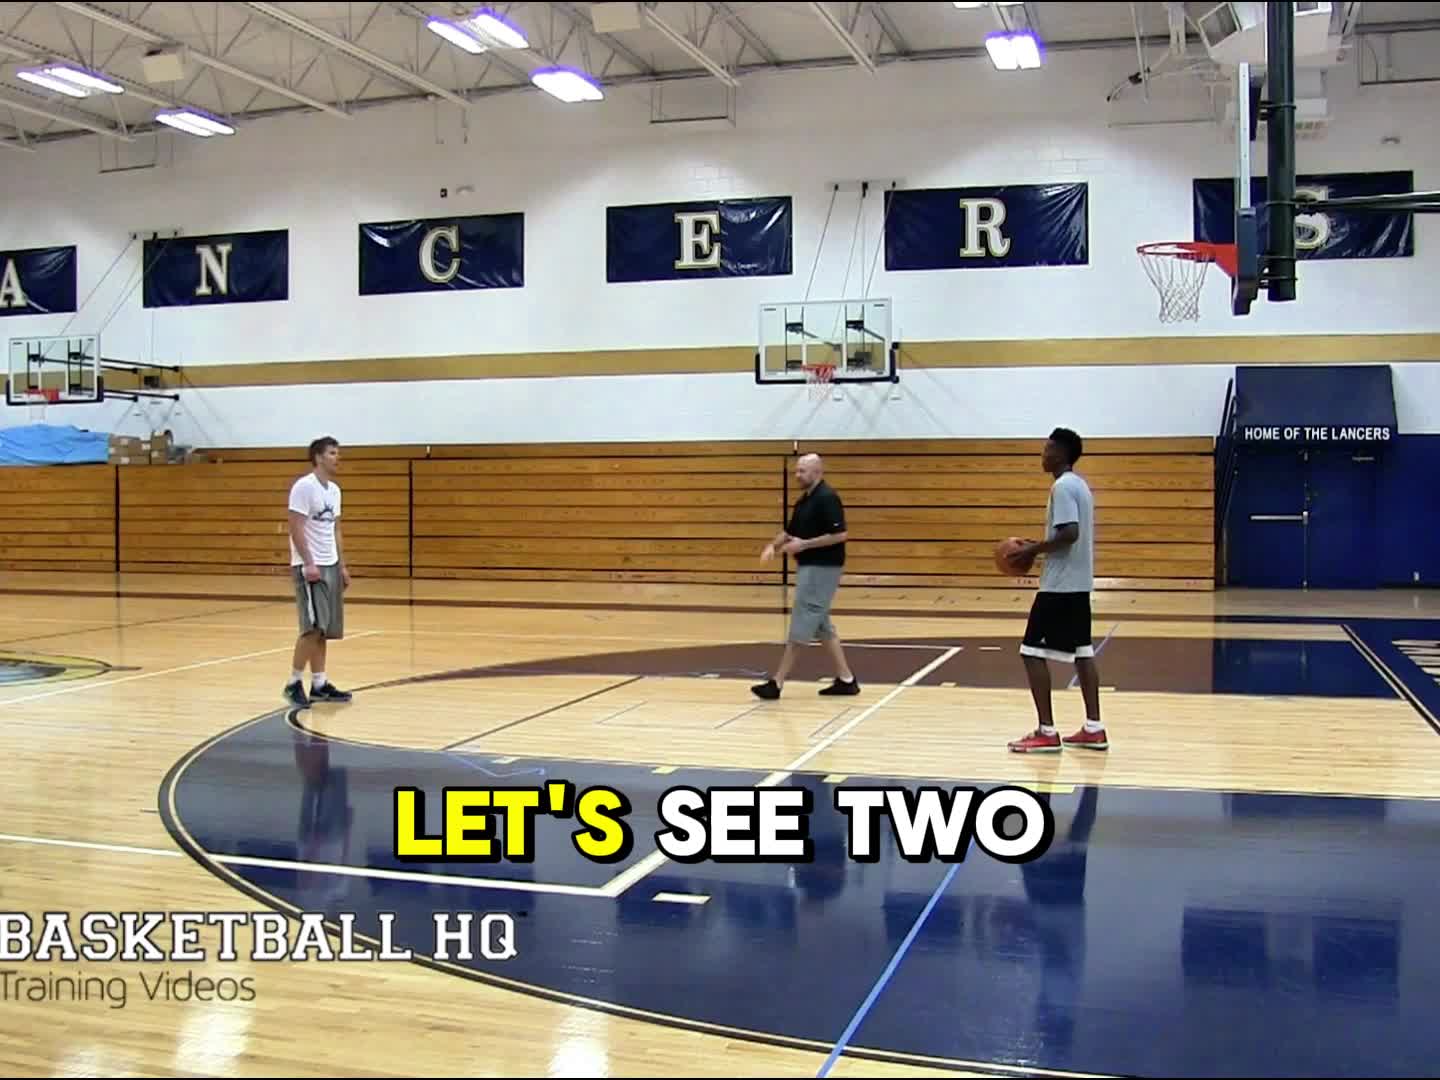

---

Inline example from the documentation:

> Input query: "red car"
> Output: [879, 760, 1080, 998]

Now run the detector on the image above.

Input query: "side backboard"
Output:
[7, 334, 102, 405]
[1231, 61, 1262, 316]
[755, 298, 897, 385]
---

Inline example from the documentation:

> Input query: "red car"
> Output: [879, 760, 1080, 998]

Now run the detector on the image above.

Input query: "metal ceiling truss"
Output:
[3, 3, 1440, 151]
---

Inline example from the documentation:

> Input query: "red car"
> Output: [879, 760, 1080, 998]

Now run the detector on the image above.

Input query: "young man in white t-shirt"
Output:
[284, 436, 352, 708]
[1007, 427, 1107, 753]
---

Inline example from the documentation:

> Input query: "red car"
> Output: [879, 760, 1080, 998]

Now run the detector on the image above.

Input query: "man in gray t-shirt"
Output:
[1007, 428, 1108, 754]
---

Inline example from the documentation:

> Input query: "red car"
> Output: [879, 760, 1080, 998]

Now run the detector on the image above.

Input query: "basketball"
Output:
[994, 537, 1034, 576]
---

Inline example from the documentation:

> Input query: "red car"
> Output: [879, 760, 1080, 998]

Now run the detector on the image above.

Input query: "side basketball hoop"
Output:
[1137, 242, 1237, 323]
[803, 362, 835, 401]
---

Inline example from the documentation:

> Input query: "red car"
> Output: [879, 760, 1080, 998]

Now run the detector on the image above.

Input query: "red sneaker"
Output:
[1008, 729, 1061, 753]
[1063, 726, 1109, 751]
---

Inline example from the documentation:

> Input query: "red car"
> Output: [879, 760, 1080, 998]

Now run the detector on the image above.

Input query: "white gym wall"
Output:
[2, 28, 1437, 445]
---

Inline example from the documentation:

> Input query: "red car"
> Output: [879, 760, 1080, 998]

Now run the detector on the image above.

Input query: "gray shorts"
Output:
[789, 562, 844, 643]
[294, 563, 345, 640]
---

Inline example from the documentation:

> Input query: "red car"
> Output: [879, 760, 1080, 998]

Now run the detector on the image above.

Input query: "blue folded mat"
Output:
[0, 423, 112, 466]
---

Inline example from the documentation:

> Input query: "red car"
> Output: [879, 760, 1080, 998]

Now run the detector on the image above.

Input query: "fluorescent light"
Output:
[530, 66, 603, 103]
[17, 64, 125, 97]
[46, 65, 124, 94]
[156, 109, 235, 136]
[1012, 31, 1042, 68]
[985, 30, 1042, 70]
[426, 16, 485, 54]
[156, 113, 214, 136]
[16, 69, 90, 97]
[984, 32, 1018, 69]
[467, 9, 528, 49]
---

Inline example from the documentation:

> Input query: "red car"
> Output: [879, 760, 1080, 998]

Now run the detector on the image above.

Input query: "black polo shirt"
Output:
[786, 479, 846, 566]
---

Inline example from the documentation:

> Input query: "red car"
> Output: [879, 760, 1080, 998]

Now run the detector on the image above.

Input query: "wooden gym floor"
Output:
[3, 572, 1439, 1077]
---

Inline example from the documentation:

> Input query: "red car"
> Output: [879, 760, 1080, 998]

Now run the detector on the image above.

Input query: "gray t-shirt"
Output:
[1039, 470, 1094, 593]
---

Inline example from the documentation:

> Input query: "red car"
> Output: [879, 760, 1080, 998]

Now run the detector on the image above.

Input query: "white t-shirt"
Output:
[288, 472, 342, 567]
[1038, 470, 1093, 593]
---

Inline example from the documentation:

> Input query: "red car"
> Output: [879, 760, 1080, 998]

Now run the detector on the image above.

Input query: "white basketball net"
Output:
[804, 363, 835, 402]
[1138, 243, 1214, 323]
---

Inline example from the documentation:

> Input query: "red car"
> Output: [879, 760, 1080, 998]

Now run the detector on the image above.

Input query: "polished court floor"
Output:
[3, 572, 1439, 1077]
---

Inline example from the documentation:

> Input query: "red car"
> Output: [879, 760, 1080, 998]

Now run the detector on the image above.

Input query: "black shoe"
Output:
[310, 682, 353, 703]
[819, 677, 861, 696]
[750, 679, 781, 700]
[283, 680, 310, 708]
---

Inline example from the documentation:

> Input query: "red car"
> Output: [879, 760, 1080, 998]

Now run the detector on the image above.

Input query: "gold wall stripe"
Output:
[107, 333, 1440, 391]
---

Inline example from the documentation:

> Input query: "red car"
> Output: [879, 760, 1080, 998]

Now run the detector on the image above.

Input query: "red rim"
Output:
[1137, 241, 1237, 278]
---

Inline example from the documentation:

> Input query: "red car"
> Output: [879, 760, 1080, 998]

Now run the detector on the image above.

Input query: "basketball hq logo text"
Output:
[0, 908, 518, 969]
[393, 779, 1056, 864]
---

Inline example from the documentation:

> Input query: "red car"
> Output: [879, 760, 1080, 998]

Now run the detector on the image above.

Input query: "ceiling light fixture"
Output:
[466, 9, 528, 49]
[155, 108, 235, 136]
[426, 9, 529, 54]
[530, 66, 604, 103]
[17, 64, 124, 97]
[985, 30, 1043, 70]
[426, 17, 485, 54]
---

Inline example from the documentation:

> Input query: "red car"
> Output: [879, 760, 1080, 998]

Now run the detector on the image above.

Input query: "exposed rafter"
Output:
[0, 27, 216, 119]
[548, 2, 658, 77]
[389, 2, 535, 87]
[711, 3, 780, 67]
[645, 7, 739, 88]
[242, 1, 470, 108]
[4, 3, 1440, 153]
[52, 2, 350, 120]
[808, 2, 877, 73]
[0, 87, 133, 140]
[869, 3, 910, 57]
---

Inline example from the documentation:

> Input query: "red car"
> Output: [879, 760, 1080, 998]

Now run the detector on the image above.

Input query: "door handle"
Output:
[1250, 514, 1303, 521]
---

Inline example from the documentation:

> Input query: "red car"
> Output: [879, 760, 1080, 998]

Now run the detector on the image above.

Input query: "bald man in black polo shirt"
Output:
[752, 453, 860, 700]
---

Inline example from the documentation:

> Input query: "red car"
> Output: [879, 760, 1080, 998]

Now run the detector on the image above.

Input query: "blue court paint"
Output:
[1068, 620, 1118, 689]
[167, 637, 1440, 1078]
[815, 856, 965, 1078]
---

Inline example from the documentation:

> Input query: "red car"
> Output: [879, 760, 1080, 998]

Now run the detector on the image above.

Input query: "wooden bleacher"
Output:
[117, 459, 411, 578]
[0, 463, 115, 572]
[2, 437, 1215, 590]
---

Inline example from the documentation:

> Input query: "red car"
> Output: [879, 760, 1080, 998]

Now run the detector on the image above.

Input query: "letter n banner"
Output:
[143, 229, 289, 308]
[884, 183, 1089, 271]
[359, 214, 525, 295]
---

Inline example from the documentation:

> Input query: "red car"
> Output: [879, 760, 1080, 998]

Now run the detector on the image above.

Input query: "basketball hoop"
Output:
[1137, 242, 1237, 323]
[803, 363, 835, 401]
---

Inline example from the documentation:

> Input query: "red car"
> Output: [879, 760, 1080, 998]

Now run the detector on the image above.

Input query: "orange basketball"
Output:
[994, 537, 1034, 577]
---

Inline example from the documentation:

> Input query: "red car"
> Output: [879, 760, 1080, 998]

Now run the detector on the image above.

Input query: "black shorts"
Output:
[1020, 591, 1093, 663]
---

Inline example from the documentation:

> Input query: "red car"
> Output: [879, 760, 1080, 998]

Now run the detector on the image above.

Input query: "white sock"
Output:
[312, 672, 327, 689]
[1039, 724, 1057, 736]
[289, 669, 303, 684]
[1085, 719, 1104, 732]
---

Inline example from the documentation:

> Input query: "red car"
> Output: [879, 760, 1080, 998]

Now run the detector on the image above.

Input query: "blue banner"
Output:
[359, 213, 524, 295]
[1194, 171, 1414, 259]
[1235, 364, 1397, 445]
[0, 246, 76, 317]
[606, 196, 792, 283]
[884, 183, 1088, 271]
[143, 229, 288, 308]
